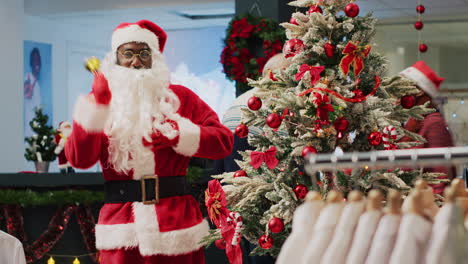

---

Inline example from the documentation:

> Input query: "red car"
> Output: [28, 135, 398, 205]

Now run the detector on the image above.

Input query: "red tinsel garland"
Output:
[1, 205, 98, 263]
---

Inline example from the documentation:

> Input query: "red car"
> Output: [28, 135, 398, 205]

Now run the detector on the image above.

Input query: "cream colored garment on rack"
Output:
[321, 200, 365, 264]
[345, 210, 382, 264]
[389, 213, 432, 264]
[365, 214, 401, 264]
[301, 202, 344, 264]
[276, 199, 323, 264]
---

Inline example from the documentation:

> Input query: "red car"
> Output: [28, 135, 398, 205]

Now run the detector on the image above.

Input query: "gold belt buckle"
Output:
[141, 174, 159, 205]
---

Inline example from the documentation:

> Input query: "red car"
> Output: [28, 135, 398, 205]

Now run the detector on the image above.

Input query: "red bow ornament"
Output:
[250, 146, 279, 169]
[295, 64, 325, 86]
[313, 92, 334, 122]
[205, 180, 230, 228]
[340, 42, 372, 76]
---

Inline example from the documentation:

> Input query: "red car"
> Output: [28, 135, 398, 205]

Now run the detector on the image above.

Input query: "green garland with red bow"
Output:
[220, 14, 286, 87]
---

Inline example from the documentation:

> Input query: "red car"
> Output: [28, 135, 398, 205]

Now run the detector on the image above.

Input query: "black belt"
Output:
[104, 175, 190, 204]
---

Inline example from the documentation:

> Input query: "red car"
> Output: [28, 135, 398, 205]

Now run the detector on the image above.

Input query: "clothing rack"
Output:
[305, 147, 468, 182]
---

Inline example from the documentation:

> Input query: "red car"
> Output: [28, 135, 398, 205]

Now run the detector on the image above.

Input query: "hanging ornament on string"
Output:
[419, 43, 428, 53]
[345, 1, 360, 18]
[283, 39, 305, 58]
[268, 217, 285, 233]
[235, 123, 249, 138]
[266, 113, 282, 129]
[416, 1, 427, 53]
[258, 234, 274, 249]
[294, 184, 309, 199]
[248, 96, 262, 110]
[289, 17, 298, 25]
[334, 117, 349, 139]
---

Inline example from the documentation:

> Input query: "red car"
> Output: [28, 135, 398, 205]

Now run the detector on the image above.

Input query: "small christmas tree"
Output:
[210, 0, 447, 257]
[25, 107, 56, 162]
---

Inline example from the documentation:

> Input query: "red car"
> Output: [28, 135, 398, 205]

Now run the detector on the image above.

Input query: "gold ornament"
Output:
[73, 257, 81, 264]
[85, 57, 100, 73]
[47, 256, 55, 264]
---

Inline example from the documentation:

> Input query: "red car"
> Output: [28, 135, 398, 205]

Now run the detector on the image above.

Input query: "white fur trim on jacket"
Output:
[73, 95, 110, 132]
[172, 117, 201, 157]
[112, 25, 159, 53]
[95, 203, 209, 255]
[400, 67, 439, 98]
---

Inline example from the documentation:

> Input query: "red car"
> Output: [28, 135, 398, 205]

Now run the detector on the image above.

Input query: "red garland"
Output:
[298, 76, 381, 103]
[1, 205, 98, 263]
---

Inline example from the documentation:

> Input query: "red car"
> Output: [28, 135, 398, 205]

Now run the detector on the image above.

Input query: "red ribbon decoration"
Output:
[295, 64, 325, 86]
[205, 180, 230, 228]
[340, 42, 372, 76]
[313, 92, 334, 122]
[250, 146, 279, 170]
[298, 76, 381, 103]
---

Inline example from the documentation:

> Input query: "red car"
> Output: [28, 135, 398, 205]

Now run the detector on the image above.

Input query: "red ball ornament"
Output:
[266, 113, 282, 129]
[416, 5, 425, 14]
[294, 184, 308, 199]
[324, 42, 335, 59]
[248, 96, 262, 111]
[283, 39, 305, 58]
[235, 123, 249, 138]
[289, 17, 298, 25]
[345, 3, 360, 18]
[302, 146, 317, 158]
[419, 43, 428, 53]
[234, 170, 248, 178]
[258, 234, 274, 249]
[414, 21, 424, 30]
[401, 95, 416, 109]
[368, 131, 383, 146]
[268, 217, 285, 233]
[334, 117, 349, 132]
[215, 239, 226, 249]
[307, 5, 323, 14]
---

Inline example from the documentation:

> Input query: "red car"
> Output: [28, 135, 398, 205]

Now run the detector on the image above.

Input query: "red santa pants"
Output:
[99, 247, 205, 264]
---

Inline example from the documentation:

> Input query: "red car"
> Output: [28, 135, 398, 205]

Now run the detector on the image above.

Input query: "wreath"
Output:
[220, 14, 286, 85]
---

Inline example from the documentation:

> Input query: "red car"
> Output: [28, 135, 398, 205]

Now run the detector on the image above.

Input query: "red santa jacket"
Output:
[403, 112, 455, 194]
[65, 84, 233, 256]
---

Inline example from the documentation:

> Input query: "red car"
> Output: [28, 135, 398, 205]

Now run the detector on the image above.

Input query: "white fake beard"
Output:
[61, 127, 72, 138]
[101, 52, 180, 174]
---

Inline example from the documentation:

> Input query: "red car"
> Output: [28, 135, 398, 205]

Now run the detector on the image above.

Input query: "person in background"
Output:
[24, 48, 42, 137]
[400, 61, 455, 194]
[213, 53, 291, 264]
[54, 121, 75, 173]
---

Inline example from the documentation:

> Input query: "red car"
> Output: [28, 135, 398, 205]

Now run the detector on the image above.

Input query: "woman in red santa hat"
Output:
[65, 20, 233, 264]
[399, 61, 455, 194]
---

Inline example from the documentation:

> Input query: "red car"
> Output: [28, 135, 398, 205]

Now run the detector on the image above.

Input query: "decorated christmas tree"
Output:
[25, 107, 56, 162]
[209, 0, 447, 257]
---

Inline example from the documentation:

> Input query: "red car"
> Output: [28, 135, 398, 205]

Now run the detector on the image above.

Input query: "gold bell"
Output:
[85, 57, 100, 73]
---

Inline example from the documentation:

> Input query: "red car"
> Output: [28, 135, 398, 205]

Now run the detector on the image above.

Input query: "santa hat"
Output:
[111, 20, 167, 54]
[400, 61, 445, 98]
[58, 121, 71, 131]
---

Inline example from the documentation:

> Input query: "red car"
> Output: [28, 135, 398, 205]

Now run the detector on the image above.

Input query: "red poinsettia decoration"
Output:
[205, 180, 230, 228]
[230, 17, 255, 38]
[313, 92, 334, 122]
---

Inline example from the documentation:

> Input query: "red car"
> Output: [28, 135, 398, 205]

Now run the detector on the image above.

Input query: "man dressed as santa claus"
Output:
[65, 20, 233, 263]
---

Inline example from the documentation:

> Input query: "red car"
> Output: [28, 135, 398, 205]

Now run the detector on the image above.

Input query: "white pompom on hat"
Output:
[400, 61, 445, 98]
[111, 20, 167, 53]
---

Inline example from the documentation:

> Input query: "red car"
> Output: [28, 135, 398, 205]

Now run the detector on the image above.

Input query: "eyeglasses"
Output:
[118, 50, 152, 61]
